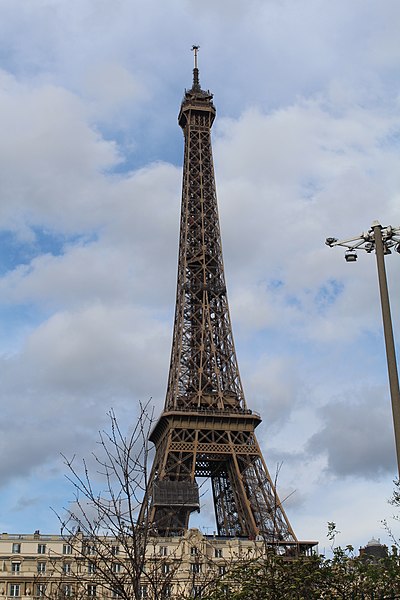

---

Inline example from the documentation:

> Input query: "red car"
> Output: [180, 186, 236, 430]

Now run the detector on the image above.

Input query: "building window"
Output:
[37, 544, 46, 555]
[63, 585, 72, 597]
[12, 543, 21, 554]
[63, 563, 71, 574]
[164, 586, 172, 598]
[63, 544, 72, 555]
[11, 561, 20, 573]
[9, 584, 20, 597]
[219, 565, 226, 575]
[139, 586, 148, 599]
[87, 562, 96, 574]
[214, 548, 222, 558]
[37, 562, 46, 574]
[191, 586, 202, 598]
[85, 545, 96, 556]
[162, 563, 169, 574]
[190, 546, 198, 556]
[111, 545, 119, 556]
[36, 584, 46, 597]
[87, 585, 97, 597]
[112, 562, 122, 573]
[190, 563, 201, 573]
[159, 546, 168, 556]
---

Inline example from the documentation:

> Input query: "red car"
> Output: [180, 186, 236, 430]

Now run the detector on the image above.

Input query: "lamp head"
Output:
[325, 237, 338, 247]
[345, 250, 358, 262]
[364, 242, 374, 253]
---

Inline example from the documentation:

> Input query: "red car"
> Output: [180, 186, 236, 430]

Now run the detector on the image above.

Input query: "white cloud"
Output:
[243, 353, 302, 429]
[0, 302, 169, 490]
[307, 388, 397, 478]
[82, 62, 148, 123]
[214, 100, 400, 351]
[0, 73, 120, 234]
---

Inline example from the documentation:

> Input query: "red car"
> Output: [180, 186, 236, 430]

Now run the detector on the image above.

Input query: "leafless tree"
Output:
[46, 404, 227, 600]
[50, 403, 167, 599]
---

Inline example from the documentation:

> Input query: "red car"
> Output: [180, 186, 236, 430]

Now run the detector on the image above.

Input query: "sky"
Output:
[1, 0, 400, 554]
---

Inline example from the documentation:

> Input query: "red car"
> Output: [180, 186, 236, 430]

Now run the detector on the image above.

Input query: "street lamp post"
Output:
[326, 221, 400, 478]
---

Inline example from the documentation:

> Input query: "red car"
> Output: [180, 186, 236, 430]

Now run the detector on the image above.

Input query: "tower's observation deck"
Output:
[139, 50, 302, 546]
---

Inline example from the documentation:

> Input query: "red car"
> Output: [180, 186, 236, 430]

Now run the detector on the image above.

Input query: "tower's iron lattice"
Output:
[139, 52, 297, 543]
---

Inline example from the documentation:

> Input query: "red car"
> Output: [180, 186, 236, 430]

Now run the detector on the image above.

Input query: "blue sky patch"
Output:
[315, 279, 344, 313]
[0, 228, 96, 275]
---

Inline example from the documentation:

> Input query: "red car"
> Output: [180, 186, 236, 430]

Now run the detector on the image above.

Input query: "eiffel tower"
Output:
[139, 48, 301, 544]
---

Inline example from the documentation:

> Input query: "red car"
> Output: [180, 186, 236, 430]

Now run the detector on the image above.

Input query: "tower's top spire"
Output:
[191, 45, 201, 91]
[179, 45, 215, 128]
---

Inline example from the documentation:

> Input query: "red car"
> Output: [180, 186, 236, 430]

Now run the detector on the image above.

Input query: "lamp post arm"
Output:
[326, 234, 366, 248]
[374, 224, 400, 478]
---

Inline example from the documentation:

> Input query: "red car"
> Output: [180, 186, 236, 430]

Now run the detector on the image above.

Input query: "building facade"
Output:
[0, 529, 315, 599]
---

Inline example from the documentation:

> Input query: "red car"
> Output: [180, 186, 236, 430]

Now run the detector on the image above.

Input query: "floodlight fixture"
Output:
[364, 242, 373, 253]
[325, 237, 338, 247]
[344, 250, 357, 262]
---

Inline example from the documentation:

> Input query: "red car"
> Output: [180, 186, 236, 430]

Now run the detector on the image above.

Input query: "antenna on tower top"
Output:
[192, 45, 200, 68]
[191, 45, 201, 91]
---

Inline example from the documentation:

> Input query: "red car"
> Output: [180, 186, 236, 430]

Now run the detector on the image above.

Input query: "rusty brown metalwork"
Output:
[139, 55, 297, 543]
